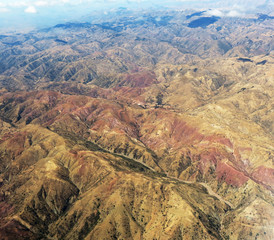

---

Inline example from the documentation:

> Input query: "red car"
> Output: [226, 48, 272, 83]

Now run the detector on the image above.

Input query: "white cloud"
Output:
[0, 0, 272, 16]
[2, 0, 75, 8]
[227, 10, 242, 17]
[205, 8, 246, 17]
[24, 5, 37, 13]
[9, 1, 28, 7]
[34, 1, 49, 6]
[206, 9, 224, 17]
[0, 8, 9, 12]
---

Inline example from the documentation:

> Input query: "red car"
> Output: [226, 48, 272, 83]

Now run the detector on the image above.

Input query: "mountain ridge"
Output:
[0, 8, 273, 240]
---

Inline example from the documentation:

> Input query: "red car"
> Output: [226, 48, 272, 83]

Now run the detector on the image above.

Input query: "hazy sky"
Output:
[0, 0, 273, 33]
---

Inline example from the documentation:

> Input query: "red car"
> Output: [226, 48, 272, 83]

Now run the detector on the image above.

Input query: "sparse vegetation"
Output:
[156, 92, 164, 107]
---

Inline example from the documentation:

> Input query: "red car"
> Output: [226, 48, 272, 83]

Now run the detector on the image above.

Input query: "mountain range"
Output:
[0, 8, 273, 240]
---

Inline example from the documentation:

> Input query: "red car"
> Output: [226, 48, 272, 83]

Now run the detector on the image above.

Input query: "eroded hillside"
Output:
[0, 8, 273, 240]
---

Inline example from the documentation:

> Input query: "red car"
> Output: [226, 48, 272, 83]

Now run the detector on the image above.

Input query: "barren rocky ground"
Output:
[0, 8, 273, 240]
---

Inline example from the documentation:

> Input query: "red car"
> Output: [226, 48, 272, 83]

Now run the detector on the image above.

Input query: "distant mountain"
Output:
[257, 13, 274, 20]
[187, 16, 220, 28]
[186, 11, 206, 19]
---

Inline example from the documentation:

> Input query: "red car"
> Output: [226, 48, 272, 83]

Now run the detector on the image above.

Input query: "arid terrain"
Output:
[0, 8, 273, 240]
